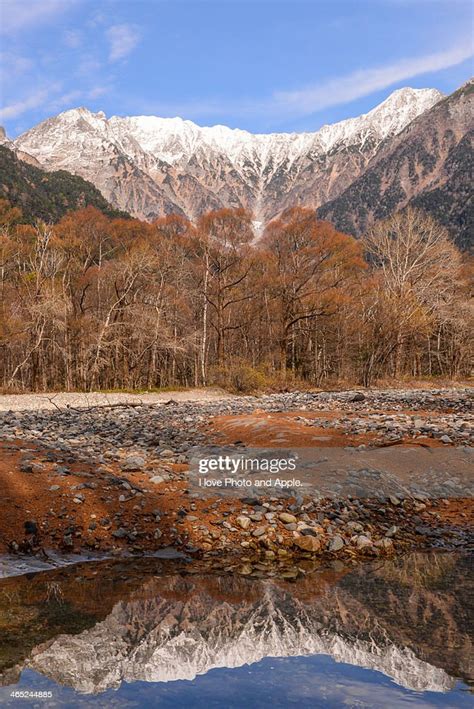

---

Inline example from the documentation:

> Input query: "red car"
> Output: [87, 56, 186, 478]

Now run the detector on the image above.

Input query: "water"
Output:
[0, 553, 471, 708]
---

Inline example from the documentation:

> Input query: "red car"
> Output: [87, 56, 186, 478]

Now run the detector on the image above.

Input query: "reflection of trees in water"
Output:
[46, 581, 64, 603]
[376, 552, 457, 589]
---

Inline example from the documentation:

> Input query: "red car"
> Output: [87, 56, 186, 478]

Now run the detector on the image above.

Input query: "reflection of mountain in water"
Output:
[1, 554, 472, 695]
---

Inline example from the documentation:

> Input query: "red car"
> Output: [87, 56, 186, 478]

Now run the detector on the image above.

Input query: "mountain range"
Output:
[1, 555, 471, 695]
[2, 80, 472, 247]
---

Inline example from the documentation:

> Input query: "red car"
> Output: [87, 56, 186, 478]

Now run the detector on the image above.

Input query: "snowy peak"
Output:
[12, 86, 445, 222]
[17, 86, 443, 168]
[315, 87, 444, 150]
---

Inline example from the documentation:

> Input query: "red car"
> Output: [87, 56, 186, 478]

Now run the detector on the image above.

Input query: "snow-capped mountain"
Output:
[12, 87, 443, 222]
[25, 575, 454, 695]
[2, 555, 471, 697]
[319, 79, 474, 250]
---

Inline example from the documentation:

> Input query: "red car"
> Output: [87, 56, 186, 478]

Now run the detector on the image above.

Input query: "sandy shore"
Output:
[0, 388, 230, 412]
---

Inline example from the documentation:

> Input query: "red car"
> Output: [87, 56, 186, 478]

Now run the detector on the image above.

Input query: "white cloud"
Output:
[88, 86, 108, 99]
[273, 42, 474, 116]
[106, 24, 141, 62]
[0, 52, 33, 80]
[140, 39, 472, 123]
[0, 83, 109, 121]
[0, 0, 74, 34]
[0, 84, 61, 120]
[63, 30, 83, 49]
[76, 57, 103, 77]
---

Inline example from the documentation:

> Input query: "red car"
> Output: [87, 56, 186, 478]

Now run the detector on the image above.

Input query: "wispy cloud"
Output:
[274, 42, 473, 116]
[0, 84, 109, 121]
[63, 29, 83, 49]
[0, 0, 75, 34]
[0, 52, 33, 80]
[106, 24, 141, 62]
[0, 84, 62, 120]
[140, 40, 473, 123]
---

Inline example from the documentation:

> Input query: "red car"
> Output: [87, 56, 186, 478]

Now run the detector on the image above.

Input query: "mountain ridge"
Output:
[318, 79, 473, 249]
[12, 87, 444, 223]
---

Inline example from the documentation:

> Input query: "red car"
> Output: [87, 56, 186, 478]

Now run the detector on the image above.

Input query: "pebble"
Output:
[279, 512, 297, 524]
[121, 455, 146, 471]
[295, 535, 321, 552]
[149, 474, 166, 484]
[328, 535, 345, 552]
[236, 516, 251, 530]
[112, 528, 128, 539]
[356, 535, 372, 549]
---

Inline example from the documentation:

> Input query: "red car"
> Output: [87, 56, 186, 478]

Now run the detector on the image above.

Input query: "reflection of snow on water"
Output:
[3, 554, 469, 695]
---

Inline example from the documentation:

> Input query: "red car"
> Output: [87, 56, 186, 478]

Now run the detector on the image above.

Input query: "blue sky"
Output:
[0, 0, 472, 137]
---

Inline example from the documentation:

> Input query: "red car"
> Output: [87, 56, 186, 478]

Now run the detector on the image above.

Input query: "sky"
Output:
[0, 0, 473, 138]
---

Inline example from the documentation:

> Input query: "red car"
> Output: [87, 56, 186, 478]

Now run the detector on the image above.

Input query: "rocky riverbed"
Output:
[0, 387, 472, 575]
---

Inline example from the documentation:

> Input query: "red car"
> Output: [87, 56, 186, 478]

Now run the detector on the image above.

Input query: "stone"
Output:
[24, 520, 37, 535]
[294, 535, 321, 552]
[440, 435, 452, 444]
[389, 495, 401, 506]
[20, 461, 43, 473]
[236, 516, 251, 530]
[356, 535, 372, 549]
[49, 485, 60, 491]
[112, 527, 128, 539]
[300, 527, 318, 537]
[149, 475, 166, 484]
[121, 455, 146, 471]
[328, 535, 345, 552]
[279, 512, 297, 524]
[386, 525, 398, 538]
[252, 526, 267, 537]
[237, 564, 253, 575]
[346, 521, 363, 532]
[280, 568, 299, 579]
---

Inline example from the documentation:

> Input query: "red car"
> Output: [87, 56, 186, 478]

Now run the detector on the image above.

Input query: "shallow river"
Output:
[0, 552, 471, 708]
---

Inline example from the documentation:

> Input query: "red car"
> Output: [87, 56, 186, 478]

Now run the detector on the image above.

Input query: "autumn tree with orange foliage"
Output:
[0, 200, 470, 392]
[261, 208, 365, 376]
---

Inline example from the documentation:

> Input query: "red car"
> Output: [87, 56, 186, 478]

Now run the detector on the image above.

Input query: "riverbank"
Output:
[0, 388, 472, 576]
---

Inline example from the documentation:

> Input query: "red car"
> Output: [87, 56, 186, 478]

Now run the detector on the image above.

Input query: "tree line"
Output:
[0, 201, 471, 392]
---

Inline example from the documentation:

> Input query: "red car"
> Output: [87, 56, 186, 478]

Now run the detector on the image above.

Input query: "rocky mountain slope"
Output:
[318, 80, 473, 250]
[0, 143, 129, 223]
[12, 88, 443, 224]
